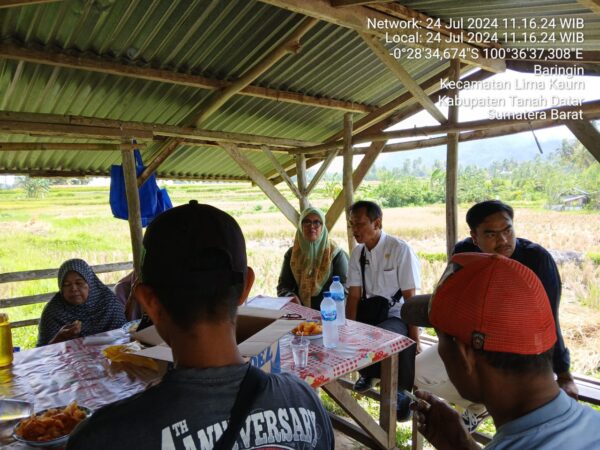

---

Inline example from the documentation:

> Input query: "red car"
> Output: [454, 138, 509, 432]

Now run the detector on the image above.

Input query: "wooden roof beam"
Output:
[221, 143, 299, 225]
[0, 168, 252, 181]
[261, 146, 302, 198]
[0, 142, 141, 151]
[566, 121, 600, 163]
[195, 17, 318, 126]
[359, 31, 447, 123]
[258, 0, 505, 72]
[376, 110, 600, 154]
[578, 0, 600, 15]
[331, 0, 395, 6]
[0, 0, 60, 8]
[357, 100, 600, 144]
[286, 65, 457, 156]
[0, 111, 319, 148]
[0, 42, 373, 114]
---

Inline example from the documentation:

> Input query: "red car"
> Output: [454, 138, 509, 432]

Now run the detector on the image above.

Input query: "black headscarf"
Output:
[37, 259, 126, 346]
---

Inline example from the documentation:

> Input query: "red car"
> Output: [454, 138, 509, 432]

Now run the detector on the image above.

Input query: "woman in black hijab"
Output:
[37, 259, 126, 346]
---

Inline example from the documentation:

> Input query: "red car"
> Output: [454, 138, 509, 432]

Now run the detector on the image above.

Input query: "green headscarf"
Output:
[290, 207, 340, 307]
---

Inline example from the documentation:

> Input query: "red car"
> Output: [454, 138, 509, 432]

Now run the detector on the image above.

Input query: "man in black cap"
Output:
[68, 201, 334, 450]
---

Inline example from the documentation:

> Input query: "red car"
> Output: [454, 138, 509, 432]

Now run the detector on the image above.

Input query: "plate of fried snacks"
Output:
[291, 320, 323, 339]
[13, 401, 92, 448]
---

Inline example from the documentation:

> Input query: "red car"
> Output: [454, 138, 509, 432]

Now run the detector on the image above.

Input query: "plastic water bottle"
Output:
[330, 276, 346, 326]
[320, 292, 339, 348]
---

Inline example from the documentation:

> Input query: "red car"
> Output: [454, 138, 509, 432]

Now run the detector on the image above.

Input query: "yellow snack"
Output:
[292, 321, 322, 336]
[15, 401, 87, 442]
[102, 342, 159, 371]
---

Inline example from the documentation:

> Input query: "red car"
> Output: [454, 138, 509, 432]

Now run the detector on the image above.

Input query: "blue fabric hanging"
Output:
[109, 148, 172, 227]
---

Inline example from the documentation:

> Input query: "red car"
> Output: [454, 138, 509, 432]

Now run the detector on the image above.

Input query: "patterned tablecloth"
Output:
[0, 329, 163, 448]
[0, 303, 414, 447]
[279, 303, 415, 388]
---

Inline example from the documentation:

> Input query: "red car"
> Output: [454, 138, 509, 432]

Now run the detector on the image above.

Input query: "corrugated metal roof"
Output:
[0, 0, 598, 180]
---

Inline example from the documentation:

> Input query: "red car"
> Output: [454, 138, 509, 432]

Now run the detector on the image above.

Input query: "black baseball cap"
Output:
[141, 200, 246, 291]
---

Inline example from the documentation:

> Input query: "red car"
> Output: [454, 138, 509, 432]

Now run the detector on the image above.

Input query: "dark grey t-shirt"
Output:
[67, 363, 334, 450]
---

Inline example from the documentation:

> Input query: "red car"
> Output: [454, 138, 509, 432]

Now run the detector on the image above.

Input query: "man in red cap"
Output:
[415, 199, 576, 432]
[402, 253, 599, 450]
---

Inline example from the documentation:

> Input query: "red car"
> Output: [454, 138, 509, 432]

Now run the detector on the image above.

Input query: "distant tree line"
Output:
[322, 139, 600, 209]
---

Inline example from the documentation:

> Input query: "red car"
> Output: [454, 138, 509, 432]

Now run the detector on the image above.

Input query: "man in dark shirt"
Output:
[414, 200, 577, 432]
[67, 201, 334, 450]
[453, 200, 576, 397]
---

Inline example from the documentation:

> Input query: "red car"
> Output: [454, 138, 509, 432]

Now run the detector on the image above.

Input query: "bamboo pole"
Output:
[305, 150, 339, 195]
[195, 17, 318, 126]
[445, 60, 460, 259]
[221, 143, 299, 226]
[137, 139, 182, 187]
[0, 142, 142, 151]
[325, 141, 386, 230]
[359, 32, 447, 124]
[0, 42, 373, 114]
[121, 149, 144, 277]
[296, 154, 310, 211]
[343, 113, 355, 252]
[263, 146, 302, 198]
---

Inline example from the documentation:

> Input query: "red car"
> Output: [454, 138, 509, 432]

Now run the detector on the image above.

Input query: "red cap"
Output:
[429, 253, 556, 355]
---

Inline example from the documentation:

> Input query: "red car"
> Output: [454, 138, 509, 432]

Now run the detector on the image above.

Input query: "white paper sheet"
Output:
[245, 295, 293, 310]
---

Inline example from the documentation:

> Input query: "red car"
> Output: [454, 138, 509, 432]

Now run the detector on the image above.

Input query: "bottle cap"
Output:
[323, 291, 331, 297]
[332, 276, 340, 282]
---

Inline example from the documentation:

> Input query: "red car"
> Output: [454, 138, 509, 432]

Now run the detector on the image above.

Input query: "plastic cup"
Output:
[291, 337, 309, 369]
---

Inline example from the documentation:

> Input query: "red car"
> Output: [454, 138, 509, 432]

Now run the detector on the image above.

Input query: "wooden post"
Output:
[379, 354, 398, 449]
[445, 59, 460, 260]
[295, 153, 310, 211]
[221, 143, 300, 226]
[121, 149, 144, 277]
[343, 113, 355, 251]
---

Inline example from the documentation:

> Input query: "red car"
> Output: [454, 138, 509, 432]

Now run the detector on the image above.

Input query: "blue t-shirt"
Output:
[486, 390, 600, 449]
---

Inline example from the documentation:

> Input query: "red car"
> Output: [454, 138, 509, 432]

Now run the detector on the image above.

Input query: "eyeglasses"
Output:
[301, 219, 323, 228]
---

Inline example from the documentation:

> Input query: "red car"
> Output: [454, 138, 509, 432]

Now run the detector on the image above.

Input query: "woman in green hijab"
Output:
[277, 207, 349, 310]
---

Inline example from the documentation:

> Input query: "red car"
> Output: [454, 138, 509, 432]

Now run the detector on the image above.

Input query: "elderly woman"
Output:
[37, 259, 126, 346]
[277, 207, 348, 310]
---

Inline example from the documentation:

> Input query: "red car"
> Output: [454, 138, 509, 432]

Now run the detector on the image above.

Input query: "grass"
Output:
[1, 182, 599, 447]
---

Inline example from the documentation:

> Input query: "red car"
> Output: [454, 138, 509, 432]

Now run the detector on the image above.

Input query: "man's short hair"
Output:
[479, 348, 554, 374]
[466, 200, 514, 231]
[141, 200, 247, 328]
[349, 200, 382, 222]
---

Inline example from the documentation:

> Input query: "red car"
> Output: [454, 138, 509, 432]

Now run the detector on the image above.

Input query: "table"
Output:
[0, 330, 163, 448]
[1, 305, 414, 449]
[280, 303, 415, 449]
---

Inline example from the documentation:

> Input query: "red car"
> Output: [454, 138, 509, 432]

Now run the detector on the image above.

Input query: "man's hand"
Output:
[557, 372, 579, 400]
[412, 390, 479, 450]
[49, 320, 82, 344]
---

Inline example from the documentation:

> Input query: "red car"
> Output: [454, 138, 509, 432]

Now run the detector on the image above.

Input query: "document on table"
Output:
[245, 295, 293, 310]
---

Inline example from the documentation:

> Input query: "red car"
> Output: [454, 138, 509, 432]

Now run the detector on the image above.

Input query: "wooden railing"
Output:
[0, 262, 133, 328]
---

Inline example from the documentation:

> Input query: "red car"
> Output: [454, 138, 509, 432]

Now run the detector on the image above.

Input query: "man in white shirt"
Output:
[346, 201, 421, 421]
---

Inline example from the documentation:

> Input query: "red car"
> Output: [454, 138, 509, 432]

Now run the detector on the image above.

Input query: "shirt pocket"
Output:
[382, 269, 398, 291]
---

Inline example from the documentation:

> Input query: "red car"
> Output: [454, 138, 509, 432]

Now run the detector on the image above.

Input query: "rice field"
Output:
[0, 182, 599, 377]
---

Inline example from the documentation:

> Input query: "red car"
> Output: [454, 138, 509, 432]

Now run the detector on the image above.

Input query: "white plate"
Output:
[291, 332, 322, 340]
[13, 405, 92, 448]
